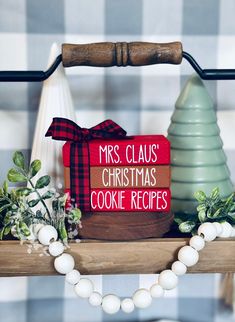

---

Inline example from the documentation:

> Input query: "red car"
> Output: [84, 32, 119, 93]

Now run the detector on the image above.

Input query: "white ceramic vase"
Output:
[30, 43, 76, 191]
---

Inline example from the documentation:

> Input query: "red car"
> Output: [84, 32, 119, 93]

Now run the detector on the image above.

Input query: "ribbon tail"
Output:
[70, 142, 91, 212]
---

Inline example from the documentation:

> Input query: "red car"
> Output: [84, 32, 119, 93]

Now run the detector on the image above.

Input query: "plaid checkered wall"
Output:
[0, 1, 235, 321]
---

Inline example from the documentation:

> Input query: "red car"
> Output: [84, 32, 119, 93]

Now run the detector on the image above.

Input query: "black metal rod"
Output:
[0, 52, 235, 81]
[182, 51, 235, 80]
[0, 54, 62, 82]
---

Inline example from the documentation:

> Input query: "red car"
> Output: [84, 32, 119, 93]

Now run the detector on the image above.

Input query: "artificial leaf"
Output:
[58, 221, 67, 242]
[174, 213, 187, 225]
[210, 187, 219, 200]
[227, 215, 235, 225]
[198, 210, 206, 222]
[3, 181, 8, 194]
[3, 213, 12, 225]
[3, 225, 11, 236]
[19, 222, 30, 237]
[28, 199, 40, 207]
[10, 190, 18, 203]
[29, 160, 41, 178]
[0, 204, 11, 214]
[35, 175, 50, 189]
[225, 193, 234, 209]
[52, 199, 59, 212]
[191, 227, 199, 236]
[174, 217, 183, 225]
[16, 188, 32, 197]
[42, 190, 55, 200]
[69, 208, 82, 222]
[13, 151, 25, 170]
[197, 204, 206, 212]
[0, 228, 4, 240]
[211, 208, 223, 219]
[179, 221, 196, 233]
[59, 194, 68, 207]
[7, 168, 27, 183]
[229, 203, 235, 212]
[228, 212, 235, 219]
[194, 190, 207, 202]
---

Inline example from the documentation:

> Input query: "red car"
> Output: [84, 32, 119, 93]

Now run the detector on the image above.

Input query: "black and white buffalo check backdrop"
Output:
[0, 1, 235, 322]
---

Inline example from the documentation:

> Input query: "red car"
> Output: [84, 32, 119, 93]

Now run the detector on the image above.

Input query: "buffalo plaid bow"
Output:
[45, 117, 127, 142]
[46, 118, 127, 212]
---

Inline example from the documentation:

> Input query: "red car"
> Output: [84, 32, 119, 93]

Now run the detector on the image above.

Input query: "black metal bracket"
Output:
[0, 52, 235, 82]
[182, 51, 235, 80]
[0, 54, 62, 82]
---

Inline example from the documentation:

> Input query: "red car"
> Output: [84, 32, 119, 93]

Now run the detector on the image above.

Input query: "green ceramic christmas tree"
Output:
[168, 74, 234, 215]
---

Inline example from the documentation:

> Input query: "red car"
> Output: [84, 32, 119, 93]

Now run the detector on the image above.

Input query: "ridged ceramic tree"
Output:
[30, 43, 76, 191]
[168, 74, 233, 215]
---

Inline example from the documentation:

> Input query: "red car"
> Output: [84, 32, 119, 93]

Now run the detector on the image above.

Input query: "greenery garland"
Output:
[175, 188, 235, 234]
[0, 151, 81, 243]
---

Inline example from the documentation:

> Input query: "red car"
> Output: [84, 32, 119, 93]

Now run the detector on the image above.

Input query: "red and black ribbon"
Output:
[46, 117, 127, 211]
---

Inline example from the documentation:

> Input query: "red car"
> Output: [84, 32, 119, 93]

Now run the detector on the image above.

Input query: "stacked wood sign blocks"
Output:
[63, 135, 172, 239]
[64, 135, 171, 212]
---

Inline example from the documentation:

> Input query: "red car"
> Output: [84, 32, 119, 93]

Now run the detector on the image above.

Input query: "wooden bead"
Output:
[49, 241, 64, 257]
[178, 246, 199, 267]
[121, 298, 135, 313]
[150, 283, 164, 298]
[189, 236, 205, 251]
[158, 270, 178, 290]
[219, 222, 232, 238]
[132, 289, 152, 309]
[198, 223, 217, 242]
[89, 292, 102, 306]
[38, 225, 58, 245]
[212, 222, 222, 236]
[102, 294, 121, 314]
[171, 261, 187, 275]
[74, 278, 94, 298]
[65, 269, 80, 285]
[54, 253, 75, 274]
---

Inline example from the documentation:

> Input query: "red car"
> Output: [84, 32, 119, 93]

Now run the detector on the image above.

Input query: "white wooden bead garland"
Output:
[132, 289, 152, 308]
[171, 261, 187, 276]
[121, 298, 135, 313]
[178, 246, 199, 267]
[102, 294, 121, 314]
[89, 292, 103, 306]
[37, 221, 234, 315]
[66, 269, 80, 285]
[219, 222, 232, 238]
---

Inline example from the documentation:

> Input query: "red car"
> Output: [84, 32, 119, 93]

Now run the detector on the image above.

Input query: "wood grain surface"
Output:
[0, 238, 234, 276]
[78, 211, 174, 240]
[62, 42, 183, 67]
[64, 166, 170, 189]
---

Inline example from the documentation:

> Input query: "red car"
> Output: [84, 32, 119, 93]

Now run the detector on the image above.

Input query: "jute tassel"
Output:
[220, 273, 234, 309]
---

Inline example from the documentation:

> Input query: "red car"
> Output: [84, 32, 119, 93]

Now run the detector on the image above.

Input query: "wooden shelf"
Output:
[0, 238, 235, 276]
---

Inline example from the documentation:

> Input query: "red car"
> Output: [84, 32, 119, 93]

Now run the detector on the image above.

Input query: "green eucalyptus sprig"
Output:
[175, 187, 235, 235]
[0, 151, 82, 243]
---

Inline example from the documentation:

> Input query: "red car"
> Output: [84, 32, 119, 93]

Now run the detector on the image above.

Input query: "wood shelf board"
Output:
[0, 238, 235, 276]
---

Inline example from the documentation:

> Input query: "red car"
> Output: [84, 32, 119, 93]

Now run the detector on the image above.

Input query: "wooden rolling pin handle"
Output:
[62, 41, 183, 67]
